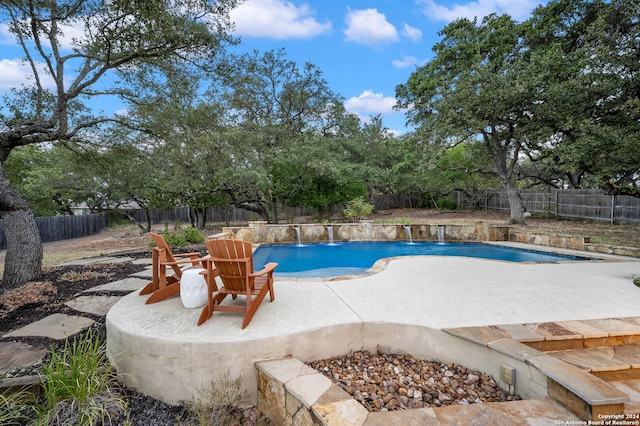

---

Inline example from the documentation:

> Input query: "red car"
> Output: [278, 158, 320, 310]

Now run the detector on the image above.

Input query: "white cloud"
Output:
[402, 23, 422, 42]
[0, 58, 55, 90]
[418, 0, 543, 22]
[230, 0, 331, 39]
[0, 23, 14, 45]
[392, 55, 425, 68]
[344, 8, 398, 48]
[344, 90, 399, 120]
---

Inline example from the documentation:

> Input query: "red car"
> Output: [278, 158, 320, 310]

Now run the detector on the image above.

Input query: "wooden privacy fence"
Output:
[454, 189, 640, 224]
[0, 207, 253, 250]
[0, 213, 110, 251]
[123, 206, 252, 225]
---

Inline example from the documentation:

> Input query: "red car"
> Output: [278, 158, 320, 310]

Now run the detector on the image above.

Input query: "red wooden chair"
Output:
[198, 239, 277, 328]
[139, 232, 207, 304]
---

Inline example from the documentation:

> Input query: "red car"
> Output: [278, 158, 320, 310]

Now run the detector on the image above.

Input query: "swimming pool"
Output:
[252, 241, 592, 278]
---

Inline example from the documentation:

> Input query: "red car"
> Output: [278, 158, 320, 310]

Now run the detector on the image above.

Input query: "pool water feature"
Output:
[252, 241, 592, 278]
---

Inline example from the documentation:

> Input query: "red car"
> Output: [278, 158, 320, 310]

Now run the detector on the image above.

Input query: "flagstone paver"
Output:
[84, 277, 148, 292]
[0, 342, 48, 374]
[57, 256, 135, 266]
[65, 295, 123, 316]
[3, 313, 95, 340]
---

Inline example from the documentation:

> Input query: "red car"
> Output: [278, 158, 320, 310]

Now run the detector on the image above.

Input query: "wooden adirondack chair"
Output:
[198, 239, 277, 328]
[140, 232, 207, 304]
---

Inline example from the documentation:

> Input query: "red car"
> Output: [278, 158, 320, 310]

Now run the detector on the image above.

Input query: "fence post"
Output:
[611, 195, 615, 224]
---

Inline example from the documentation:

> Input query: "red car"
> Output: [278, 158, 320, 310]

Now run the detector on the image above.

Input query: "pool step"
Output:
[546, 345, 640, 382]
[609, 380, 640, 416]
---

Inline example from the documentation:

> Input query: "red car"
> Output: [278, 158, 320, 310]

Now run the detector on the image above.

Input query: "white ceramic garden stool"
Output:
[180, 268, 208, 309]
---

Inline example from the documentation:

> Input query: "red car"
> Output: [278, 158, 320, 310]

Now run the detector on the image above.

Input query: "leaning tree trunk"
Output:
[0, 166, 43, 290]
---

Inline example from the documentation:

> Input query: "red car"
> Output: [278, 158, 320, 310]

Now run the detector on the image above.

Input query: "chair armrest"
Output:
[173, 252, 202, 260]
[161, 256, 207, 266]
[251, 262, 278, 277]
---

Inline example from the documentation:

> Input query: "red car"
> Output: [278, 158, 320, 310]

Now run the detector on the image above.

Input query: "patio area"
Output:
[106, 242, 640, 421]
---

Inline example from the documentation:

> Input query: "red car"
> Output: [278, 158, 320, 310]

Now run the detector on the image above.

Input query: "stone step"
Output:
[610, 380, 640, 416]
[547, 345, 640, 382]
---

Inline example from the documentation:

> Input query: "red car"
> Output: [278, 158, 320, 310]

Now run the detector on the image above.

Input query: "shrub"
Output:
[343, 197, 374, 222]
[436, 197, 458, 210]
[183, 227, 205, 244]
[157, 227, 204, 249]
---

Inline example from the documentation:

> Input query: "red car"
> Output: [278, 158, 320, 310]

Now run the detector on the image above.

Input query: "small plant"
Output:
[37, 330, 127, 425]
[183, 376, 247, 426]
[435, 197, 458, 210]
[158, 227, 204, 249]
[634, 275, 640, 288]
[343, 197, 374, 222]
[183, 227, 205, 244]
[163, 230, 189, 248]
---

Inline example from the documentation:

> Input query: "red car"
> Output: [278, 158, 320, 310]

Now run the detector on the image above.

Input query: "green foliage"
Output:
[183, 227, 205, 244]
[343, 197, 374, 222]
[163, 231, 189, 248]
[4, 145, 94, 216]
[183, 376, 248, 426]
[161, 227, 204, 248]
[37, 330, 127, 425]
[0, 390, 36, 425]
[435, 197, 458, 210]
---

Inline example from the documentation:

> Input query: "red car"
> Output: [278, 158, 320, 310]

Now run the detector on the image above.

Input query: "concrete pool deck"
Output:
[106, 242, 640, 414]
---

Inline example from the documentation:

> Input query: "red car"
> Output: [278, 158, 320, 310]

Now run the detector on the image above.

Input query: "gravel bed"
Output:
[309, 350, 519, 412]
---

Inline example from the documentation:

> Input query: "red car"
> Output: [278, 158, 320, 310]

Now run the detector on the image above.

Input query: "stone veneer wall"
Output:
[221, 221, 510, 244]
[509, 231, 640, 258]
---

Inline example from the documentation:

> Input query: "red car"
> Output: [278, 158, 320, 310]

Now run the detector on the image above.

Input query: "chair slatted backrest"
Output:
[150, 232, 183, 276]
[206, 239, 255, 293]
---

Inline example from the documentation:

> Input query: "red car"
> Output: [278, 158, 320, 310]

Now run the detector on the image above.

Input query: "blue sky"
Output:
[0, 0, 548, 134]
[228, 0, 548, 133]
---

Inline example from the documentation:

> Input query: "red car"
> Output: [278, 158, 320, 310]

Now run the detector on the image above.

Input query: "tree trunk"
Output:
[504, 179, 525, 224]
[192, 207, 207, 229]
[483, 130, 525, 224]
[0, 166, 43, 290]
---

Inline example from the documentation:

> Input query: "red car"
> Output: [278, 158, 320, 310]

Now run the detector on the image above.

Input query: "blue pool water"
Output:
[252, 241, 591, 278]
